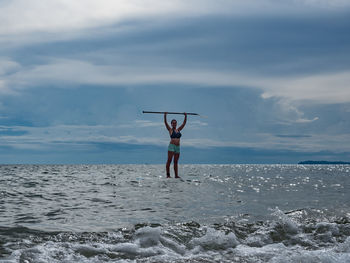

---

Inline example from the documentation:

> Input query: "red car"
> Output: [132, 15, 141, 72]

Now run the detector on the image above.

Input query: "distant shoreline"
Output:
[298, 160, 350, 165]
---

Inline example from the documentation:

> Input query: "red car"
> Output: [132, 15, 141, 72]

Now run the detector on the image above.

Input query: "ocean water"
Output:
[0, 164, 349, 262]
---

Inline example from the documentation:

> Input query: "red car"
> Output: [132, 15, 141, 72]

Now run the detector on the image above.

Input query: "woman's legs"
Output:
[166, 151, 174, 177]
[173, 153, 180, 178]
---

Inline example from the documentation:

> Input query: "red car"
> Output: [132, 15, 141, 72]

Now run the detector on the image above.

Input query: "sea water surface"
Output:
[0, 164, 349, 262]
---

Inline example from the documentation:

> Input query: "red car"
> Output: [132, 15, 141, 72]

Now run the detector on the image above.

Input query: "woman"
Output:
[164, 112, 187, 178]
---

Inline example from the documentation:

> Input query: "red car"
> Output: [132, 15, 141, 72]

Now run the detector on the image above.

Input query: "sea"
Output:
[0, 164, 349, 262]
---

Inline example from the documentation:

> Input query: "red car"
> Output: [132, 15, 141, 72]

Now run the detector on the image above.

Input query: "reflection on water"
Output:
[0, 164, 349, 231]
[0, 164, 350, 262]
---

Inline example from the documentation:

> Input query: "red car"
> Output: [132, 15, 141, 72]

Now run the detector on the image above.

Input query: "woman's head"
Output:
[171, 119, 177, 128]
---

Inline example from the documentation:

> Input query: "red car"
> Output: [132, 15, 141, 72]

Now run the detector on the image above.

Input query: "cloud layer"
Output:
[1, 0, 350, 36]
[0, 0, 349, 163]
[1, 2, 349, 103]
[3, 58, 350, 103]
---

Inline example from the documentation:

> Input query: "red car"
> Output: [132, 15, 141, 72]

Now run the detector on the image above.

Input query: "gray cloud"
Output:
[1, 1, 349, 163]
[1, 10, 350, 103]
[2, 0, 349, 36]
[275, 134, 312, 138]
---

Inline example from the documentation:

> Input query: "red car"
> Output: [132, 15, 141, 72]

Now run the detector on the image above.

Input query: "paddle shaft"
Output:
[142, 111, 199, 116]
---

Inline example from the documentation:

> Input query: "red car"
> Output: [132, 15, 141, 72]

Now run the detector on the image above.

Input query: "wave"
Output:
[1, 208, 349, 263]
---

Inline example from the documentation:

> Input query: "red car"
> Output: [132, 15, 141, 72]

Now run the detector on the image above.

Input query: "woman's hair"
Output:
[171, 119, 177, 124]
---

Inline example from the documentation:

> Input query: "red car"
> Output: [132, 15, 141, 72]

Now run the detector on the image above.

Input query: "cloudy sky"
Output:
[0, 0, 349, 164]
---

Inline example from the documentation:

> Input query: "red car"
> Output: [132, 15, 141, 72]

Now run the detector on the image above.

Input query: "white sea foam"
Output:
[1, 218, 350, 263]
[190, 227, 239, 251]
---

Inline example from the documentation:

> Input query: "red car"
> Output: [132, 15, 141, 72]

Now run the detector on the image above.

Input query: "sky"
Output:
[0, 0, 349, 164]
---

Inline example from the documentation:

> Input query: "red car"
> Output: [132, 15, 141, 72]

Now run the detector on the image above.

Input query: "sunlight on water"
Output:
[0, 164, 349, 262]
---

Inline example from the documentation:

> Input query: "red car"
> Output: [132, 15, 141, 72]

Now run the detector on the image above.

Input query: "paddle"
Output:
[142, 111, 199, 116]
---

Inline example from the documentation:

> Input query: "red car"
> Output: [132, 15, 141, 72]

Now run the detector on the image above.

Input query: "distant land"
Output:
[298, 160, 350, 165]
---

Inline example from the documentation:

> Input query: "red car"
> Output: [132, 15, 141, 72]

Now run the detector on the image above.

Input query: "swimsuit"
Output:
[170, 129, 181, 138]
[168, 129, 181, 153]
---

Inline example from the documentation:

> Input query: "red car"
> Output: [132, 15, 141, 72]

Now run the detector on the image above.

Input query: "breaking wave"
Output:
[1, 208, 349, 263]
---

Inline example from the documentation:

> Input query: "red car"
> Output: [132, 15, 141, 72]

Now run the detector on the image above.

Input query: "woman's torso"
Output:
[170, 129, 181, 146]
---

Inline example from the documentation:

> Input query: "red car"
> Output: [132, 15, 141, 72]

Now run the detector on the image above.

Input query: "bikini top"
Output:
[170, 129, 182, 139]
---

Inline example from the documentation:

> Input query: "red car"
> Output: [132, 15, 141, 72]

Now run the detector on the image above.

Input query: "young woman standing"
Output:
[164, 112, 187, 178]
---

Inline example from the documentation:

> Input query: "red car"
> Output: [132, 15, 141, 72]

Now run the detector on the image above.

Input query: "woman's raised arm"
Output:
[164, 112, 171, 131]
[178, 113, 187, 131]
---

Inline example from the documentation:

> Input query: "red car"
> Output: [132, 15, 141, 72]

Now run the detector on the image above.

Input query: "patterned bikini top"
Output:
[170, 129, 182, 138]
